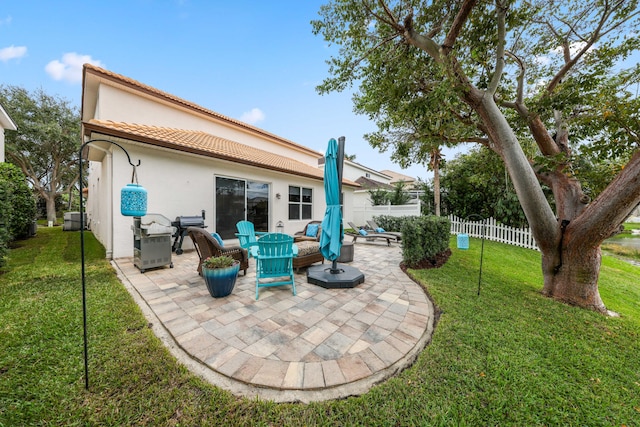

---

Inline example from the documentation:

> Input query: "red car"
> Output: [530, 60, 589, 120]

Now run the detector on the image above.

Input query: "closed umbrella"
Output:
[319, 138, 343, 264]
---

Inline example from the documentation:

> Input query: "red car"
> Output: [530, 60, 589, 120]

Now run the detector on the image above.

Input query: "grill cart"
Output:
[171, 214, 206, 254]
[132, 214, 176, 273]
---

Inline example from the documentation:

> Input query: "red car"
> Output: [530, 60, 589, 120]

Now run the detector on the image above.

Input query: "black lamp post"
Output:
[79, 138, 146, 390]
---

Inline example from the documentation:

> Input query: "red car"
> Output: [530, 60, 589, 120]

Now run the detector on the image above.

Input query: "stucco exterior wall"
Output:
[0, 128, 5, 162]
[92, 139, 337, 259]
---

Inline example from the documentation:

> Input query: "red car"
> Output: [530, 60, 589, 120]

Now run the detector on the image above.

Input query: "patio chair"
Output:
[235, 220, 267, 256]
[252, 232, 296, 300]
[293, 220, 322, 242]
[187, 227, 249, 276]
[366, 219, 403, 240]
[346, 222, 397, 246]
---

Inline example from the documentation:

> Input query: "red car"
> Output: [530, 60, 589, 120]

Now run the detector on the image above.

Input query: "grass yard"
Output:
[1, 227, 639, 426]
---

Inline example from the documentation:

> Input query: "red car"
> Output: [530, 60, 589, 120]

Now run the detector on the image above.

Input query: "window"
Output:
[288, 186, 312, 220]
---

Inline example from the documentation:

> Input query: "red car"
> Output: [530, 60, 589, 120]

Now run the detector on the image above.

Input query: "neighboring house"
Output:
[81, 64, 358, 259]
[0, 103, 18, 163]
[380, 169, 418, 189]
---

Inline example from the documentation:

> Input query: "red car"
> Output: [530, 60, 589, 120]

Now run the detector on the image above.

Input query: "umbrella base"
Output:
[306, 263, 365, 288]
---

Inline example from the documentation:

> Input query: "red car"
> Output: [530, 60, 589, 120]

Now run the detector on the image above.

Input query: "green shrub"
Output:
[0, 163, 37, 266]
[372, 215, 418, 232]
[400, 215, 451, 267]
[0, 184, 9, 267]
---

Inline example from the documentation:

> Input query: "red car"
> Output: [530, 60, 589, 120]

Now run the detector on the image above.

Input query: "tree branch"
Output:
[442, 0, 479, 55]
[505, 51, 525, 105]
[488, 1, 509, 95]
[571, 149, 640, 245]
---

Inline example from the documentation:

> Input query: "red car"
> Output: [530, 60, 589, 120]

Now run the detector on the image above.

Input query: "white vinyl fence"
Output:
[449, 215, 539, 250]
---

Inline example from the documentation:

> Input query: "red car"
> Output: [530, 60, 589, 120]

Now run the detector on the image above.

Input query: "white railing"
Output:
[449, 215, 539, 251]
[351, 201, 421, 227]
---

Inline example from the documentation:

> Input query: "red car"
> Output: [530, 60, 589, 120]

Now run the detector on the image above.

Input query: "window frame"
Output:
[288, 185, 313, 220]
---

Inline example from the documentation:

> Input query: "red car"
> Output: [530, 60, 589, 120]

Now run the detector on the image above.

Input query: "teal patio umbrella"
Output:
[308, 136, 364, 288]
[319, 138, 343, 264]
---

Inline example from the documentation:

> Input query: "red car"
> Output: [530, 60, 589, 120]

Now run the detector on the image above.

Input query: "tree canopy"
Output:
[313, 0, 640, 313]
[0, 86, 81, 223]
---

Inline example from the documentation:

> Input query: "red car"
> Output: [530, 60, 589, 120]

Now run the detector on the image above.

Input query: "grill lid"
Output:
[140, 214, 176, 235]
[175, 216, 205, 228]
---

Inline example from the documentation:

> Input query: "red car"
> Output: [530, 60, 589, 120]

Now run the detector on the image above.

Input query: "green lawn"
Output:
[1, 227, 639, 426]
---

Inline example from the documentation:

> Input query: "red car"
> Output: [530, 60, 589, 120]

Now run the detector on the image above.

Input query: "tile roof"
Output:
[83, 64, 321, 158]
[86, 119, 358, 186]
[354, 176, 394, 190]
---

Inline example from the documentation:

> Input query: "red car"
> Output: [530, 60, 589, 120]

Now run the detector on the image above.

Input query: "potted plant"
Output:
[201, 255, 240, 298]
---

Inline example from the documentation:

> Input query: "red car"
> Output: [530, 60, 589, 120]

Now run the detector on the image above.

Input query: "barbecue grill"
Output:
[172, 213, 206, 254]
[133, 214, 176, 273]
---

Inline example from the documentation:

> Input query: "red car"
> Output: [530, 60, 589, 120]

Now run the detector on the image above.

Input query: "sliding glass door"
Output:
[215, 177, 269, 239]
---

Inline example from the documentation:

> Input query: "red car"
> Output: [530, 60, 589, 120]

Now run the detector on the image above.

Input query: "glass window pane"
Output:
[289, 186, 300, 203]
[302, 188, 312, 203]
[302, 204, 312, 220]
[289, 204, 300, 220]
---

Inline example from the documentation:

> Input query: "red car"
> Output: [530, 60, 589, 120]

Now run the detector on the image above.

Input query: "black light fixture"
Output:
[79, 138, 146, 390]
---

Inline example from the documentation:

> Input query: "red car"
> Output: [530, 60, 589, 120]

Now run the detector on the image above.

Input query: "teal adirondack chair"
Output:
[252, 233, 296, 300]
[235, 221, 267, 257]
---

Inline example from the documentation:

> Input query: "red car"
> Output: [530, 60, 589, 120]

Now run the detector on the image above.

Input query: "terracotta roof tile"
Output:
[83, 64, 321, 157]
[86, 119, 358, 187]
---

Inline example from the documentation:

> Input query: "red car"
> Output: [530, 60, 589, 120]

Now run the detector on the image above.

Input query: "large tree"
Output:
[0, 86, 81, 224]
[313, 0, 640, 313]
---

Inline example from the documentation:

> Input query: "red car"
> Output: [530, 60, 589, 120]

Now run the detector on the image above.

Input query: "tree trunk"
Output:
[541, 239, 606, 313]
[45, 193, 57, 224]
[431, 149, 441, 216]
[471, 92, 611, 312]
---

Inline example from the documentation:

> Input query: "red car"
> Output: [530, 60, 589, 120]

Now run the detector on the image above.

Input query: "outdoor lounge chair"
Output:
[293, 220, 322, 242]
[366, 219, 403, 240]
[252, 233, 296, 300]
[187, 227, 249, 276]
[235, 220, 267, 256]
[346, 222, 398, 246]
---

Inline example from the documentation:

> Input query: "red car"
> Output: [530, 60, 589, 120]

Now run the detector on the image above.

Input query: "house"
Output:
[81, 64, 358, 259]
[0, 103, 18, 163]
[379, 169, 419, 189]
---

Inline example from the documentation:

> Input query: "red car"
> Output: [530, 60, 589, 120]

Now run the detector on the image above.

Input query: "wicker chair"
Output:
[293, 220, 322, 242]
[186, 227, 249, 276]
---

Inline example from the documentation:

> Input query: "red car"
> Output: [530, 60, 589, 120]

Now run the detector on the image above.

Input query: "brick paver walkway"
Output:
[113, 241, 435, 402]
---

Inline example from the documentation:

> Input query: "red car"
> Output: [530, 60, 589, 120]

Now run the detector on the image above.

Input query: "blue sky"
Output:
[0, 0, 447, 180]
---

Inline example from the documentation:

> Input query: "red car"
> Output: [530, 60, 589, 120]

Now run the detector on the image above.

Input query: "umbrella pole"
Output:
[331, 136, 346, 275]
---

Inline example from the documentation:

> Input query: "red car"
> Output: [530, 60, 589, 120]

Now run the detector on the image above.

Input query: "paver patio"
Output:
[112, 240, 435, 403]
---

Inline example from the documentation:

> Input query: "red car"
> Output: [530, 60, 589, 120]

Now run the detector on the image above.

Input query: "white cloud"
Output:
[0, 45, 27, 62]
[534, 55, 551, 65]
[240, 108, 265, 125]
[45, 52, 104, 84]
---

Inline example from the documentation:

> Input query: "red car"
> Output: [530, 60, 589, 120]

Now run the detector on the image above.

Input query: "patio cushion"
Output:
[376, 227, 385, 233]
[211, 232, 224, 247]
[306, 223, 319, 237]
[296, 241, 321, 257]
[358, 229, 368, 236]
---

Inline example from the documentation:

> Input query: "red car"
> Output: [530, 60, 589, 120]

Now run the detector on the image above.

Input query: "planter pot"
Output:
[202, 262, 240, 298]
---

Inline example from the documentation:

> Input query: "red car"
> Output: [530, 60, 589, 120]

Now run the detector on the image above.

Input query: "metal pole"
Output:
[79, 138, 141, 390]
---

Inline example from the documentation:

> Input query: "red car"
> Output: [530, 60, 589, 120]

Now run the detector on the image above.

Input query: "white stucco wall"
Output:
[89, 139, 347, 259]
[1, 104, 18, 163]
[0, 128, 5, 162]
